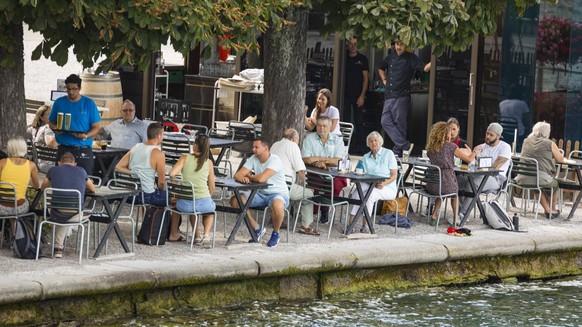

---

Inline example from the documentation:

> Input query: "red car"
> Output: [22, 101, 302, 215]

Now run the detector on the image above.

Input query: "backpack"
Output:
[13, 218, 41, 259]
[137, 207, 169, 245]
[483, 200, 515, 231]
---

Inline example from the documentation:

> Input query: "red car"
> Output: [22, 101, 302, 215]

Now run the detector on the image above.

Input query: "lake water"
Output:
[99, 276, 582, 326]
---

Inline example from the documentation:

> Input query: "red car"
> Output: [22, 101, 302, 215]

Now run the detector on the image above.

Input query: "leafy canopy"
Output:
[0, 0, 302, 71]
[318, 0, 556, 55]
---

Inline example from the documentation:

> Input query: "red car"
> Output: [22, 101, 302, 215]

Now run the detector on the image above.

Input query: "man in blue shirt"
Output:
[230, 138, 289, 248]
[100, 99, 149, 150]
[48, 74, 101, 175]
[378, 41, 431, 157]
[41, 152, 96, 258]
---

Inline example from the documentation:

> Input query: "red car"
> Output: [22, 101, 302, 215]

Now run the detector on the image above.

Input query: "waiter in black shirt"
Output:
[378, 40, 430, 157]
[344, 38, 369, 153]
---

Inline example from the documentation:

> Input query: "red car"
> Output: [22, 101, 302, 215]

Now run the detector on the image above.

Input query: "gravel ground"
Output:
[1, 155, 580, 273]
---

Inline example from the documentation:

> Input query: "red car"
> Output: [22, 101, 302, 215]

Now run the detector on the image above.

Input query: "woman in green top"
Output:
[169, 135, 216, 245]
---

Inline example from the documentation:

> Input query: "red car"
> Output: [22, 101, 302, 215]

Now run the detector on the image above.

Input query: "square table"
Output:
[214, 178, 269, 245]
[86, 186, 140, 257]
[307, 167, 387, 235]
[455, 166, 502, 226]
[93, 147, 128, 184]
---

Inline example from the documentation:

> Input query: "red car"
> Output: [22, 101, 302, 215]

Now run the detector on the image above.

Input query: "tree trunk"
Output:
[262, 8, 308, 145]
[0, 23, 26, 147]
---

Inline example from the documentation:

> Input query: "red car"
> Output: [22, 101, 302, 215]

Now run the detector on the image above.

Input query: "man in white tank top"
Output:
[116, 122, 167, 207]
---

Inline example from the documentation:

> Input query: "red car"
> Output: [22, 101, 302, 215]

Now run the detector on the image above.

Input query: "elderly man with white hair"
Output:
[515, 121, 566, 218]
[458, 122, 512, 220]
[347, 131, 398, 233]
[270, 129, 318, 235]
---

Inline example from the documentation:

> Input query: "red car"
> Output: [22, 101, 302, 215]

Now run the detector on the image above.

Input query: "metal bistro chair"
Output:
[253, 174, 292, 243]
[36, 187, 90, 264]
[302, 170, 349, 240]
[498, 116, 518, 147]
[228, 121, 257, 171]
[161, 132, 191, 166]
[181, 124, 209, 137]
[165, 178, 217, 250]
[95, 178, 139, 252]
[35, 145, 58, 174]
[113, 171, 148, 230]
[209, 127, 235, 177]
[407, 161, 459, 229]
[212, 166, 232, 238]
[0, 182, 37, 248]
[26, 139, 38, 164]
[508, 157, 554, 220]
[338, 122, 355, 151]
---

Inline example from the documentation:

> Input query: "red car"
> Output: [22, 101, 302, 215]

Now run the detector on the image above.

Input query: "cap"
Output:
[487, 123, 503, 137]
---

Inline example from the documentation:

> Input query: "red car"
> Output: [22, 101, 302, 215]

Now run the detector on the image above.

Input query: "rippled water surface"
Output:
[99, 276, 582, 326]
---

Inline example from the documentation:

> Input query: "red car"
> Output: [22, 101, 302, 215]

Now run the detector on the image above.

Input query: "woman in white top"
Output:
[27, 105, 57, 148]
[305, 88, 341, 135]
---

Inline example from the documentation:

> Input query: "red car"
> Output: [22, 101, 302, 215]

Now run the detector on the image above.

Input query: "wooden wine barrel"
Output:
[80, 71, 123, 126]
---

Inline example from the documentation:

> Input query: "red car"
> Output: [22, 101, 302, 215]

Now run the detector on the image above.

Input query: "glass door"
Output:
[432, 45, 478, 145]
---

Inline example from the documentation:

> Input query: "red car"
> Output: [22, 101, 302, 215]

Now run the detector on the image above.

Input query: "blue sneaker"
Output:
[248, 225, 266, 243]
[267, 231, 280, 248]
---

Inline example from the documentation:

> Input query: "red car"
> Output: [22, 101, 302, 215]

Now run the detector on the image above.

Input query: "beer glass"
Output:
[64, 113, 71, 130]
[56, 113, 64, 130]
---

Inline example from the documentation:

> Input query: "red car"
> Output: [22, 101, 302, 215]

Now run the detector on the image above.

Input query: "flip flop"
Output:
[168, 235, 185, 242]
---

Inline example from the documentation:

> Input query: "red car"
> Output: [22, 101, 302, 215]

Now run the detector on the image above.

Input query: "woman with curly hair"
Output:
[425, 122, 477, 225]
[305, 88, 341, 135]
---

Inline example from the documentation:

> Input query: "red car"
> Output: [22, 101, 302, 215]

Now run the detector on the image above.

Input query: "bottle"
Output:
[512, 213, 519, 231]
[355, 160, 365, 174]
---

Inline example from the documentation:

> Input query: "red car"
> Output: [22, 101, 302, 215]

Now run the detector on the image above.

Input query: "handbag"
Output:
[380, 196, 408, 216]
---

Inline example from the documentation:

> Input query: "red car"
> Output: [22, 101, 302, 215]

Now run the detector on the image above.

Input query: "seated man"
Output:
[458, 123, 512, 220]
[270, 129, 317, 236]
[41, 152, 96, 259]
[229, 138, 289, 248]
[115, 122, 167, 208]
[301, 115, 347, 223]
[99, 99, 149, 150]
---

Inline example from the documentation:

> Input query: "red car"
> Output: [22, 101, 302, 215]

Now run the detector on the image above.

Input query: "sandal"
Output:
[298, 226, 320, 236]
[168, 235, 185, 242]
[429, 219, 438, 226]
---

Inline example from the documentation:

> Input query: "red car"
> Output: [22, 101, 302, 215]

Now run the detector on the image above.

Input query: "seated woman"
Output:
[0, 137, 40, 234]
[27, 105, 57, 148]
[305, 88, 342, 136]
[447, 117, 467, 148]
[515, 121, 565, 218]
[168, 135, 216, 244]
[347, 131, 398, 233]
[425, 122, 477, 226]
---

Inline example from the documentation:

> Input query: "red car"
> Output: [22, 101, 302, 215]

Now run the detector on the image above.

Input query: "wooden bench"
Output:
[25, 99, 45, 115]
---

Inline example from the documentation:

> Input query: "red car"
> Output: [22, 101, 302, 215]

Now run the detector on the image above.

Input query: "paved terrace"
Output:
[1, 156, 581, 300]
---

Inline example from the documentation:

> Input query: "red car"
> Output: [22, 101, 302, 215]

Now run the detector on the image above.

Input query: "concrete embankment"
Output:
[1, 226, 582, 325]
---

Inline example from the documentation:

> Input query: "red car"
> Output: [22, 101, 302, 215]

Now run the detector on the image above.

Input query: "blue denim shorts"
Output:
[242, 192, 289, 209]
[139, 189, 167, 207]
[176, 197, 216, 214]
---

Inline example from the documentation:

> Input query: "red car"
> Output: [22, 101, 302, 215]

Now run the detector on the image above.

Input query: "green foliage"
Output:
[0, 0, 302, 71]
[317, 0, 556, 56]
